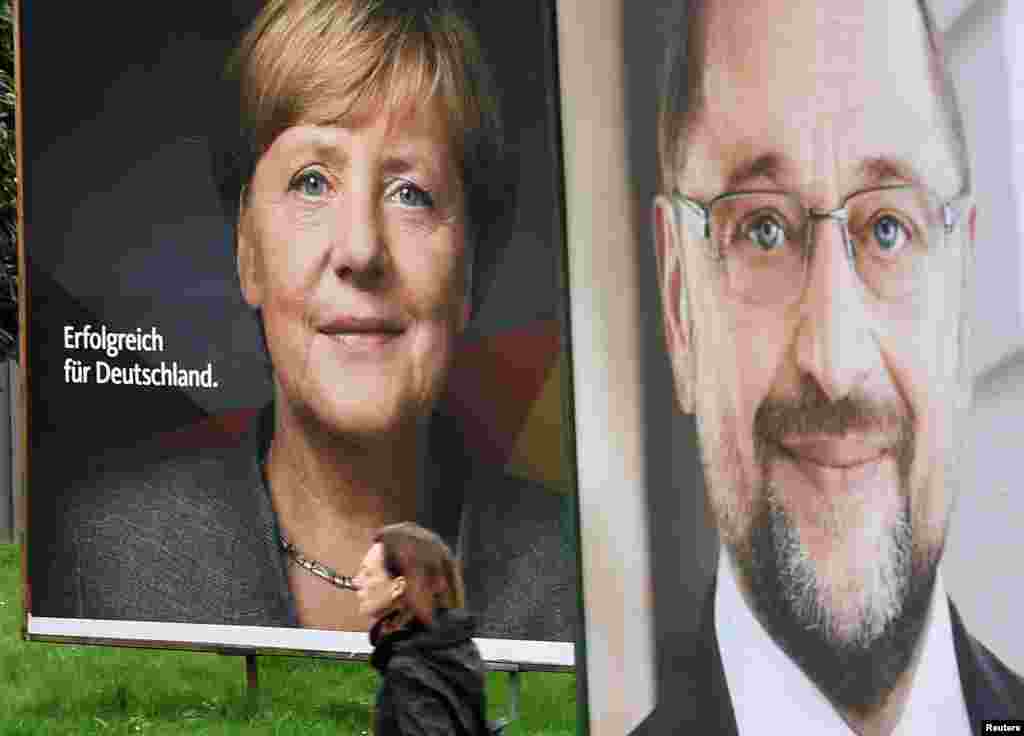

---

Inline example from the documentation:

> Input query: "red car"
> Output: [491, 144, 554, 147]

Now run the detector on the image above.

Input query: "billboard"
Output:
[609, 0, 1024, 732]
[21, 0, 579, 671]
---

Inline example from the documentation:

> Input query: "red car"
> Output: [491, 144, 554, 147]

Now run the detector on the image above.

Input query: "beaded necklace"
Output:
[280, 533, 357, 591]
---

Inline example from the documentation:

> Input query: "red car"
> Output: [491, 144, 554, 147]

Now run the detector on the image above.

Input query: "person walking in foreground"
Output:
[356, 522, 490, 736]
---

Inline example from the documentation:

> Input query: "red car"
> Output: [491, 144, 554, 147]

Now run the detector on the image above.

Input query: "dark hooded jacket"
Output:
[370, 608, 489, 736]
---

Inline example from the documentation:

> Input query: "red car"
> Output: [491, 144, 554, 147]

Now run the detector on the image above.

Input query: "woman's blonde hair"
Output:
[374, 521, 465, 627]
[210, 0, 513, 309]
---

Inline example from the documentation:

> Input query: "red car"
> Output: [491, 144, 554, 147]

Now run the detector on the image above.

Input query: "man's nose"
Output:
[794, 215, 877, 402]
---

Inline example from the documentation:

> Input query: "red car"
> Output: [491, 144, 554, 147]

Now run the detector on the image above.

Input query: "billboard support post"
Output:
[245, 654, 258, 691]
[245, 654, 259, 712]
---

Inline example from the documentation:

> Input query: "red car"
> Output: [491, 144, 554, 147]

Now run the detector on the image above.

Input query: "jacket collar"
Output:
[634, 579, 1022, 734]
[949, 601, 1024, 730]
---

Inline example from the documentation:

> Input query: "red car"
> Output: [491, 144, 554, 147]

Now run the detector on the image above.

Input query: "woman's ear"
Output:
[390, 575, 407, 603]
[653, 195, 696, 414]
[236, 193, 265, 308]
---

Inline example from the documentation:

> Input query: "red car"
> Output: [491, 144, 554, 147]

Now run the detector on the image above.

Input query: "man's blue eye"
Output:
[872, 215, 908, 252]
[745, 216, 786, 251]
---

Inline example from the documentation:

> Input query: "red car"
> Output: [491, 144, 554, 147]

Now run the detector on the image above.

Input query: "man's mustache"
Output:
[754, 376, 911, 447]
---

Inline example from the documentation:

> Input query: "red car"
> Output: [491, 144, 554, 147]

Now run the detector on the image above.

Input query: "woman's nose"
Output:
[329, 198, 390, 285]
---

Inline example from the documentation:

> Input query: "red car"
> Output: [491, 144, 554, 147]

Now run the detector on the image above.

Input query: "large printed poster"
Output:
[23, 0, 578, 667]
[620, 0, 1024, 732]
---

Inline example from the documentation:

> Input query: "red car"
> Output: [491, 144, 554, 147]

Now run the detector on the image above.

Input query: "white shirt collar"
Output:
[715, 550, 971, 735]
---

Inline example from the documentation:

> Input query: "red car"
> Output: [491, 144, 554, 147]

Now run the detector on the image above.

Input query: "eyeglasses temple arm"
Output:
[943, 191, 972, 235]
[671, 191, 712, 239]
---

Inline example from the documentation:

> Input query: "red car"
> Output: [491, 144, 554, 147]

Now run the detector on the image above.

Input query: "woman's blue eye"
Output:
[293, 171, 328, 198]
[745, 216, 786, 251]
[392, 182, 434, 208]
[872, 215, 908, 252]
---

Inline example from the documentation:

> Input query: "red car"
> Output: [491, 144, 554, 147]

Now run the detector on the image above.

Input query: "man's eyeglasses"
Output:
[669, 185, 969, 307]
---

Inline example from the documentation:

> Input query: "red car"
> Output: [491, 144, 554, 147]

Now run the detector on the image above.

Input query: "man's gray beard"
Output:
[733, 475, 940, 715]
[699, 375, 948, 715]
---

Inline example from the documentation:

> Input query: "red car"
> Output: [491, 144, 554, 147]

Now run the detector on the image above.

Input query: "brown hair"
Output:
[209, 0, 513, 309]
[656, 0, 971, 195]
[374, 521, 465, 627]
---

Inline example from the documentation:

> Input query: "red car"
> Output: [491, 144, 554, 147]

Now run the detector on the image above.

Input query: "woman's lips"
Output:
[319, 315, 407, 348]
[330, 332, 402, 347]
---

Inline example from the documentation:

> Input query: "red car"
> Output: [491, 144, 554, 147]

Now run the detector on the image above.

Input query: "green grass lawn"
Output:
[0, 545, 577, 735]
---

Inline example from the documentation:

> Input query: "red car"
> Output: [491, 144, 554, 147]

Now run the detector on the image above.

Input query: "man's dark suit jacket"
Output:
[35, 407, 577, 642]
[633, 589, 1023, 735]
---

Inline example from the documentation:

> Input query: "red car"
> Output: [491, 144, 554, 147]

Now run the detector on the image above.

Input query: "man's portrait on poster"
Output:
[639, 0, 1024, 732]
[31, 0, 575, 645]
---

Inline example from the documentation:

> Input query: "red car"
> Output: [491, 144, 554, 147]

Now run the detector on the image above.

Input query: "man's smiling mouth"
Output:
[776, 434, 892, 469]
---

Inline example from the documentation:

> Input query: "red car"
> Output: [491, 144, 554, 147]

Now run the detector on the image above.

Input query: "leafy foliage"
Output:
[0, 0, 16, 359]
